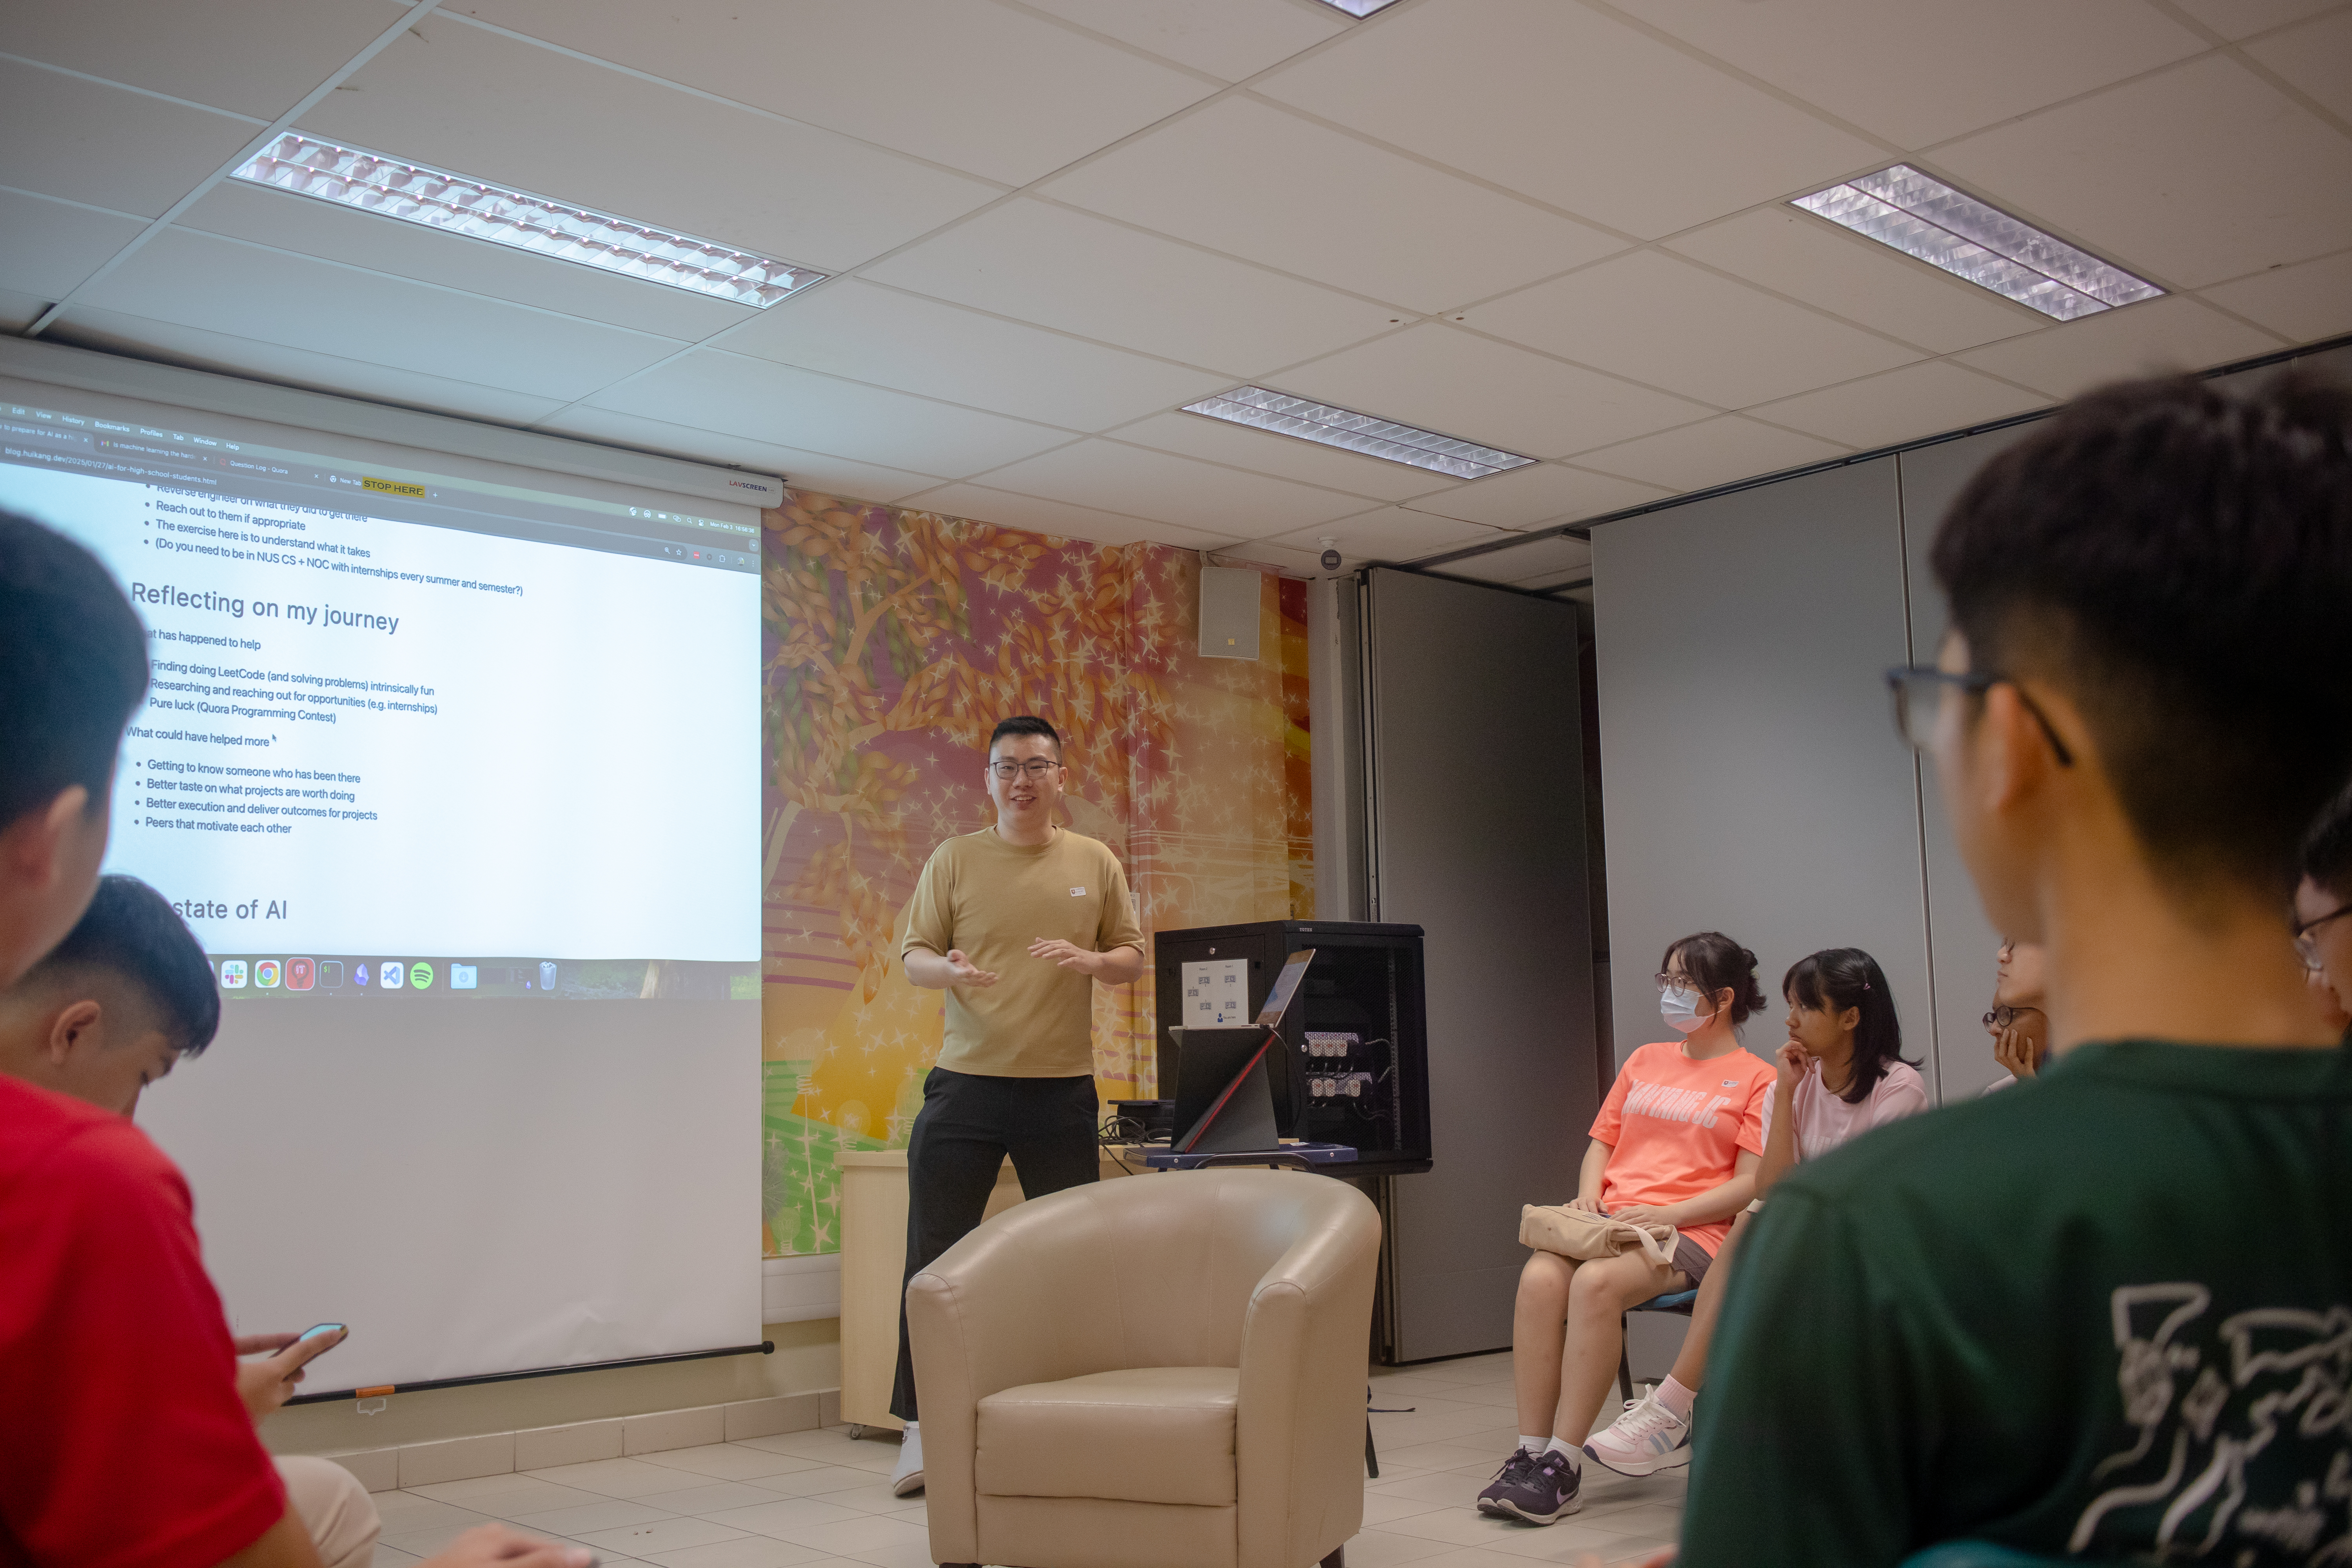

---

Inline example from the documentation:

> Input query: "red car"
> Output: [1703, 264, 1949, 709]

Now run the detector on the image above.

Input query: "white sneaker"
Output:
[889, 1421, 925, 1496]
[1583, 1389, 1691, 1476]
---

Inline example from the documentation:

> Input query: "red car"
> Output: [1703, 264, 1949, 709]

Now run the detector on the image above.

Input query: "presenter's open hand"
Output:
[944, 949, 999, 987]
[1029, 938, 1099, 974]
[424, 1524, 595, 1567]
[233, 1328, 345, 1419]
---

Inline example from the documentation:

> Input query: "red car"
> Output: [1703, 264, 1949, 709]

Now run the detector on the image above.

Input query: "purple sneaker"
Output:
[1485, 1446, 1582, 1524]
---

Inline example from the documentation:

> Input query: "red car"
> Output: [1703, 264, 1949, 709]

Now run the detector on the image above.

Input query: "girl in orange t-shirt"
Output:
[1474, 931, 1775, 1527]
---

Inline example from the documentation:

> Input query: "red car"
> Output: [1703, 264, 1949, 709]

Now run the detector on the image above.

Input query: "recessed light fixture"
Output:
[1182, 387, 1535, 480]
[1312, 0, 1406, 14]
[229, 133, 825, 308]
[1792, 165, 2161, 321]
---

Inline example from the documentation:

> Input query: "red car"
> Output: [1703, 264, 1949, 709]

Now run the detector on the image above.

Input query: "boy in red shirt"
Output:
[0, 510, 581, 1568]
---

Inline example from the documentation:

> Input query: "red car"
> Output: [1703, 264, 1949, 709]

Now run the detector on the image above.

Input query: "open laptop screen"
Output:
[1254, 949, 1315, 1029]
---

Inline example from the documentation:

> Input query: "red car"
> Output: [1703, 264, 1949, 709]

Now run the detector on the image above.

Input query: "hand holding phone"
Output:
[232, 1324, 348, 1419]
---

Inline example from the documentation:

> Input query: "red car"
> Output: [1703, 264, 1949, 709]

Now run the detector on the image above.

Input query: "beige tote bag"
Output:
[1518, 1203, 1679, 1269]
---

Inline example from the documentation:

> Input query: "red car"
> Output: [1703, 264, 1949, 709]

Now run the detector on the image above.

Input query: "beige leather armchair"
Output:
[906, 1167, 1382, 1568]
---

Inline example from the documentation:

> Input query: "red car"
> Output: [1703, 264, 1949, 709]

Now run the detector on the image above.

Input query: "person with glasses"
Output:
[1981, 937, 2049, 1091]
[1475, 931, 1773, 1526]
[2295, 782, 2352, 1035]
[885, 714, 1146, 1495]
[1679, 371, 2352, 1568]
[1584, 947, 1926, 1478]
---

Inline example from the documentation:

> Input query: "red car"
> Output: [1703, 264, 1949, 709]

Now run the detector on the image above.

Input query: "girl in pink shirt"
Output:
[1585, 946, 1925, 1477]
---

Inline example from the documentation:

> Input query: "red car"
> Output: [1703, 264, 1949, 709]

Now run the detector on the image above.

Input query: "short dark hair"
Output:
[1931, 370, 2352, 895]
[2303, 781, 2352, 903]
[0, 509, 149, 829]
[1784, 947, 1915, 1104]
[1663, 931, 1766, 1029]
[21, 875, 220, 1056]
[989, 715, 1062, 757]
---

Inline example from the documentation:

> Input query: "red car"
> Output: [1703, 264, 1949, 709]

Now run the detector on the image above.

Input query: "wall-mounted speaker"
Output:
[1198, 564, 1261, 661]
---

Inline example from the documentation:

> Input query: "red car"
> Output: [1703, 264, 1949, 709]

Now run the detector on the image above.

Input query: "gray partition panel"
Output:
[1363, 569, 1592, 1361]
[1590, 459, 1933, 1078]
[1896, 429, 2034, 1100]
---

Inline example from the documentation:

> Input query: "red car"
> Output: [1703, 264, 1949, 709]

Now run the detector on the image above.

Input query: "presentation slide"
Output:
[0, 374, 763, 1393]
[0, 387, 760, 991]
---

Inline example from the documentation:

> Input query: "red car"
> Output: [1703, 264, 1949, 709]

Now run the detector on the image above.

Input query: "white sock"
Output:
[1544, 1436, 1583, 1469]
[1657, 1376, 1697, 1420]
[1519, 1434, 1546, 1455]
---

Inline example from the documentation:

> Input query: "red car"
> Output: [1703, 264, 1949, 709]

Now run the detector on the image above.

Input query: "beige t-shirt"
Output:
[901, 826, 1145, 1078]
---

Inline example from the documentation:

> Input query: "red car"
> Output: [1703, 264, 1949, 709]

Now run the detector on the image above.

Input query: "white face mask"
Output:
[1661, 984, 1710, 1034]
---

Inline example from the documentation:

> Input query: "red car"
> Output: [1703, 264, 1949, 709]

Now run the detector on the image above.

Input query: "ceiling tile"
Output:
[861, 198, 1400, 377]
[1401, 463, 1668, 530]
[1572, 415, 1849, 492]
[1264, 506, 1501, 563]
[1425, 532, 1592, 585]
[177, 182, 756, 344]
[1276, 323, 1712, 459]
[2200, 249, 2352, 342]
[899, 483, 1239, 550]
[1602, 0, 2203, 149]
[0, 288, 53, 333]
[0, 58, 256, 218]
[46, 306, 570, 427]
[587, 350, 1076, 477]
[1014, 0, 1347, 81]
[1463, 250, 1922, 408]
[1746, 361, 2050, 450]
[1254, 0, 1884, 238]
[970, 440, 1374, 534]
[0, 0, 396, 121]
[2242, 8, 2352, 121]
[78, 228, 685, 401]
[535, 407, 945, 505]
[1953, 295, 2285, 397]
[299, 19, 998, 274]
[1106, 411, 1458, 502]
[0, 188, 147, 301]
[724, 279, 1225, 433]
[2171, 0, 2344, 39]
[449, 0, 1212, 186]
[1664, 206, 2044, 355]
[1933, 55, 2352, 289]
[1039, 96, 1625, 314]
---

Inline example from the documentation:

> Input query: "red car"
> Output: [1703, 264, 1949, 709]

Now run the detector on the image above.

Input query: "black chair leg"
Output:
[1323, 1548, 1347, 1568]
[1365, 1416, 1379, 1479]
[1616, 1310, 1635, 1406]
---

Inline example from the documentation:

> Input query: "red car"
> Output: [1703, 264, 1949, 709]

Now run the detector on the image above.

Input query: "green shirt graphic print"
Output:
[1678, 1040, 2352, 1568]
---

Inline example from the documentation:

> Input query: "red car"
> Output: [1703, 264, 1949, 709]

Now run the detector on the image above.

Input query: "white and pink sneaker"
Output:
[1583, 1388, 1692, 1476]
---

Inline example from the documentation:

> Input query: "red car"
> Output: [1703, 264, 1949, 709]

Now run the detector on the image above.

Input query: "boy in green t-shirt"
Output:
[1679, 372, 2352, 1568]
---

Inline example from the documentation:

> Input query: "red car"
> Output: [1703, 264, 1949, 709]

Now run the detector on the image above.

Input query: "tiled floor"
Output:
[368, 1352, 1679, 1568]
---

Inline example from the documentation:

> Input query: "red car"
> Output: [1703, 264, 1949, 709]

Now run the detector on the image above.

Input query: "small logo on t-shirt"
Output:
[1070, 886, 1086, 896]
[1722, 1079, 1739, 1088]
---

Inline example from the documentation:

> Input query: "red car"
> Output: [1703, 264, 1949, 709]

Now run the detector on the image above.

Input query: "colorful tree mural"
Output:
[759, 490, 1311, 1257]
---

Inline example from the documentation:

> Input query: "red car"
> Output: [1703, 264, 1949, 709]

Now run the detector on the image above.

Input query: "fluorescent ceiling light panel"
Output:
[1791, 165, 2161, 321]
[1313, 0, 1406, 14]
[229, 133, 824, 308]
[1183, 387, 1535, 480]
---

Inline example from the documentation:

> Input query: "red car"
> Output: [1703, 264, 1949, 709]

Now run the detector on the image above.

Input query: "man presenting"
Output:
[889, 715, 1146, 1495]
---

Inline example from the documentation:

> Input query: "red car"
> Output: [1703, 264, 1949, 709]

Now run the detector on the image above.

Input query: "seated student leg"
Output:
[1587, 1212, 1748, 1475]
[274, 1456, 381, 1568]
[1484, 1249, 1681, 1524]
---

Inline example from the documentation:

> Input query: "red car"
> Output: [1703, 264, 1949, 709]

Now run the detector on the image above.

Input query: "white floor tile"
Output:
[642, 1539, 840, 1568]
[524, 1457, 723, 1498]
[632, 1481, 798, 1516]
[504, 1498, 679, 1535]
[638, 1444, 823, 1481]
[697, 1497, 872, 1541]
[577, 1516, 755, 1555]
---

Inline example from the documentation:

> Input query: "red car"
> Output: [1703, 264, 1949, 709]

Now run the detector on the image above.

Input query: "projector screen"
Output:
[0, 369, 762, 1394]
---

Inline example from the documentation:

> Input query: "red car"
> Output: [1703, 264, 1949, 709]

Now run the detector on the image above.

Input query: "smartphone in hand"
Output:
[287, 1323, 348, 1356]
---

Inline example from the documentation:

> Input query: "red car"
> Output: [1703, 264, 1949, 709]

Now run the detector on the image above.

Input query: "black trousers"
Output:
[890, 1066, 1099, 1423]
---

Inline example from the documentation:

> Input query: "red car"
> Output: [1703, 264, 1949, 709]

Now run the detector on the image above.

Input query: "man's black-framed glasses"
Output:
[989, 759, 1061, 781]
[1884, 666, 2075, 767]
[2292, 904, 2351, 972]
[1983, 1004, 2041, 1030]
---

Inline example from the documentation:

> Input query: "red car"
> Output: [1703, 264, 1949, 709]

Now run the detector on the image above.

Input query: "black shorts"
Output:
[1671, 1234, 1714, 1290]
